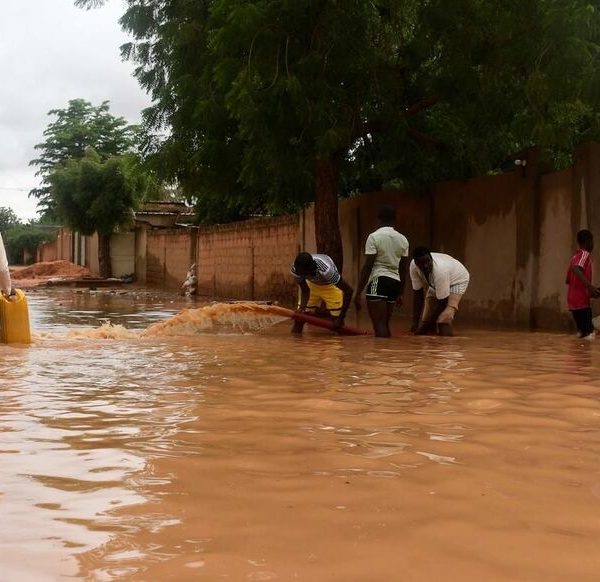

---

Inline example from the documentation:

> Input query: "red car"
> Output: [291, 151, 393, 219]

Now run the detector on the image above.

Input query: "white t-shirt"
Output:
[410, 252, 469, 299]
[0, 232, 11, 294]
[365, 227, 409, 282]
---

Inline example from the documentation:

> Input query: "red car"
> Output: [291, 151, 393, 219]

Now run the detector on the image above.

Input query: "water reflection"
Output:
[1, 292, 600, 580]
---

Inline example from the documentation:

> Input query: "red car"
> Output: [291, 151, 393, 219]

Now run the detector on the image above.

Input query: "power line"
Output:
[0, 187, 34, 192]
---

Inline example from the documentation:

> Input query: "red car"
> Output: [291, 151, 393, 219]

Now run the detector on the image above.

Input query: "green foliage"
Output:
[406, 0, 600, 179]
[77, 0, 600, 218]
[3, 223, 56, 265]
[49, 149, 152, 235]
[0, 207, 20, 232]
[30, 99, 138, 218]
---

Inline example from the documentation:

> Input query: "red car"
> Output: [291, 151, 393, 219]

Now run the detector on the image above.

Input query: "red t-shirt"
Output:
[566, 249, 593, 310]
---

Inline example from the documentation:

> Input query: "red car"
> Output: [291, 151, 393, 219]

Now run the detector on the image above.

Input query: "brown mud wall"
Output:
[36, 142, 600, 330]
[195, 216, 299, 303]
[432, 143, 600, 329]
[146, 229, 194, 289]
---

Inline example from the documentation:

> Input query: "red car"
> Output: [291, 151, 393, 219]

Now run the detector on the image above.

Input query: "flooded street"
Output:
[2, 291, 600, 581]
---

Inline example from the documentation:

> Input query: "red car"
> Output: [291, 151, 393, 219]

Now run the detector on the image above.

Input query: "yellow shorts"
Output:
[301, 281, 343, 316]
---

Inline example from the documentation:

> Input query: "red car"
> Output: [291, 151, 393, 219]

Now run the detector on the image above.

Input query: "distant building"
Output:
[134, 201, 196, 228]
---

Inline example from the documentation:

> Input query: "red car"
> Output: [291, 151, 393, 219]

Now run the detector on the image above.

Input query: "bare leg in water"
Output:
[367, 299, 394, 337]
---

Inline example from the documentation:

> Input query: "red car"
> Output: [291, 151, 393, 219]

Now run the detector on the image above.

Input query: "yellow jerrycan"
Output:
[0, 289, 31, 344]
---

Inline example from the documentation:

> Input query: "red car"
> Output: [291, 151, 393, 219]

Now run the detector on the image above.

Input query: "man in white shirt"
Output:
[354, 206, 409, 337]
[410, 246, 470, 336]
[0, 232, 14, 298]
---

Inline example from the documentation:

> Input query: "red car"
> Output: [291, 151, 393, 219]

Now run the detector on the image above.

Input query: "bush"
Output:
[4, 225, 56, 265]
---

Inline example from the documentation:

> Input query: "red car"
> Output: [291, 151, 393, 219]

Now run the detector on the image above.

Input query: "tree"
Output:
[30, 99, 138, 218]
[49, 149, 154, 277]
[76, 0, 600, 272]
[3, 223, 56, 265]
[0, 207, 20, 232]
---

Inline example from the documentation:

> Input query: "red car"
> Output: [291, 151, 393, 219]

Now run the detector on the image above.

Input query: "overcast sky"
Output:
[0, 0, 151, 221]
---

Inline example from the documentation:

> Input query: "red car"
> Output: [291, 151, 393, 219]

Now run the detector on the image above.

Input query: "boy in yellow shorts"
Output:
[290, 252, 353, 333]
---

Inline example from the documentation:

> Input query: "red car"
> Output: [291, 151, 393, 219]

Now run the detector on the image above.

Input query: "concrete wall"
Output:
[34, 142, 600, 330]
[37, 228, 73, 264]
[55, 229, 72, 261]
[138, 194, 428, 304]
[110, 233, 135, 278]
[146, 229, 194, 289]
[135, 228, 147, 284]
[129, 152, 594, 330]
[534, 168, 574, 329]
[37, 228, 100, 276]
[429, 143, 600, 329]
[85, 232, 100, 276]
[432, 170, 530, 326]
[196, 216, 298, 302]
[37, 240, 57, 263]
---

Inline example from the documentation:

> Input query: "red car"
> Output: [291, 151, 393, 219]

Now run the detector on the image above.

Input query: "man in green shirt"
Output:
[354, 206, 409, 337]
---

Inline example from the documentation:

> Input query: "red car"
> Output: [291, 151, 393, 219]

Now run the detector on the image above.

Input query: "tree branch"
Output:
[404, 97, 441, 118]
[351, 97, 441, 142]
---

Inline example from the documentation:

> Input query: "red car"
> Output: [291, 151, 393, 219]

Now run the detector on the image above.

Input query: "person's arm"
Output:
[354, 254, 376, 311]
[333, 277, 354, 330]
[408, 259, 424, 329]
[296, 279, 310, 311]
[0, 234, 12, 297]
[571, 265, 600, 297]
[397, 256, 409, 306]
[412, 288, 424, 331]
[0, 271, 11, 296]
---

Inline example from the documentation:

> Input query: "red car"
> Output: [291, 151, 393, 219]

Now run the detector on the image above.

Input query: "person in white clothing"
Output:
[354, 206, 409, 337]
[410, 246, 469, 336]
[0, 231, 15, 298]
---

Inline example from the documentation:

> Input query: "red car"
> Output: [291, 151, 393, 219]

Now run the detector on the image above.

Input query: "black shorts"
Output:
[366, 275, 401, 303]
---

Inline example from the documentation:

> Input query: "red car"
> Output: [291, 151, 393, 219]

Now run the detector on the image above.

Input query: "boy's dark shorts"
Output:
[571, 307, 594, 337]
[366, 276, 401, 303]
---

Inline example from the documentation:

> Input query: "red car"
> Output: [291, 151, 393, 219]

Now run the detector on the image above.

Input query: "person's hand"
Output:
[396, 295, 404, 308]
[2, 288, 16, 301]
[354, 295, 362, 311]
[593, 287, 600, 298]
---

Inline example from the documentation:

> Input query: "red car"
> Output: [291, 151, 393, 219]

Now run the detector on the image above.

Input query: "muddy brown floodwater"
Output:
[2, 290, 600, 581]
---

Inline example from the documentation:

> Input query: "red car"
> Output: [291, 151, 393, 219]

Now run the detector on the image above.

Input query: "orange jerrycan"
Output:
[0, 289, 31, 344]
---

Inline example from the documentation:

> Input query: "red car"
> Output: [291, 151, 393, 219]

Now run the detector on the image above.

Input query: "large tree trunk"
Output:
[314, 156, 343, 272]
[98, 232, 111, 279]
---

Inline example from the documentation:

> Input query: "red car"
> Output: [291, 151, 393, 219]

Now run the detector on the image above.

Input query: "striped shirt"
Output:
[291, 253, 341, 286]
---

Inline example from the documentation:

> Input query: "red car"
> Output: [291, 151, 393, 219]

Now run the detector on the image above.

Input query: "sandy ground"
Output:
[10, 260, 95, 288]
[9, 261, 201, 308]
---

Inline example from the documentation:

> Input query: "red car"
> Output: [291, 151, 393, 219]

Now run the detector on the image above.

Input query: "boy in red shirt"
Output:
[566, 229, 600, 338]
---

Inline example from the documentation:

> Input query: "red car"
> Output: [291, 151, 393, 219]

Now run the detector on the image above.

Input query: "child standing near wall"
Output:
[566, 229, 600, 339]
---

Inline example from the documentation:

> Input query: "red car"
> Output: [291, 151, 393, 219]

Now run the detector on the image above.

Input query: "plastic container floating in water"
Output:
[0, 289, 31, 344]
